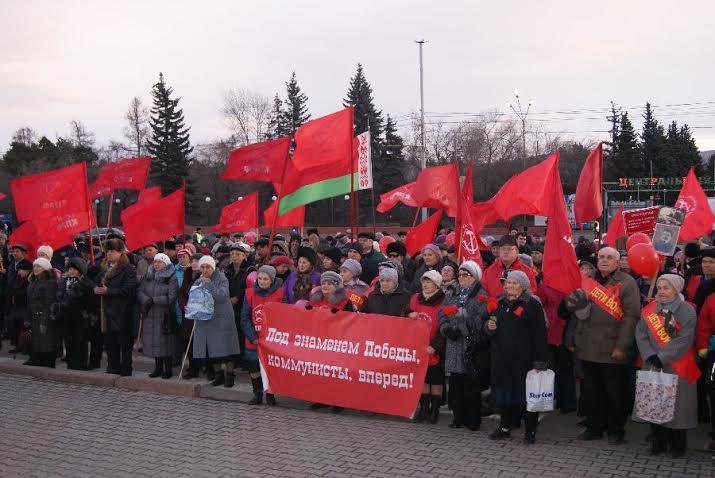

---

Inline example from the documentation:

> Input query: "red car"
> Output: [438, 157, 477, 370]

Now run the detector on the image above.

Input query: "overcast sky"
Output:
[2, 0, 714, 156]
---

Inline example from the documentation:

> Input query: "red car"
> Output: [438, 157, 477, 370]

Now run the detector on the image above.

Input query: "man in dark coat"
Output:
[363, 268, 410, 317]
[94, 239, 137, 376]
[358, 232, 386, 284]
[224, 243, 255, 363]
[386, 241, 416, 285]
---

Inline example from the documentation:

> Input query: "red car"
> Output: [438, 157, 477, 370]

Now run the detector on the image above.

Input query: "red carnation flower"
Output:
[514, 306, 524, 317]
[443, 305, 459, 317]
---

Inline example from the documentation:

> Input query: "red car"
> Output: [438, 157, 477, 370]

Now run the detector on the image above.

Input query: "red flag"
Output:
[263, 200, 305, 228]
[376, 182, 418, 213]
[574, 143, 603, 224]
[404, 209, 443, 257]
[0, 192, 6, 201]
[120, 186, 163, 223]
[123, 186, 185, 251]
[457, 196, 484, 267]
[462, 161, 474, 202]
[223, 137, 291, 182]
[11, 162, 90, 222]
[411, 163, 460, 217]
[89, 157, 151, 199]
[542, 153, 580, 295]
[676, 168, 715, 241]
[603, 204, 626, 247]
[210, 192, 259, 233]
[291, 107, 353, 171]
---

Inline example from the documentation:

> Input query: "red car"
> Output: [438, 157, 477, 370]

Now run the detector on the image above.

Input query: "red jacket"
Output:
[243, 286, 283, 350]
[697, 293, 715, 351]
[482, 257, 538, 297]
[309, 293, 354, 312]
[409, 292, 445, 366]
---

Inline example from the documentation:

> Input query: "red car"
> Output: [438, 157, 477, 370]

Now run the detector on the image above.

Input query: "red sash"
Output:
[582, 277, 624, 321]
[347, 290, 365, 309]
[641, 301, 701, 384]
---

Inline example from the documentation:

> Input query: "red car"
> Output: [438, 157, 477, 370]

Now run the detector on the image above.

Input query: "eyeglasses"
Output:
[457, 272, 471, 277]
[387, 253, 400, 258]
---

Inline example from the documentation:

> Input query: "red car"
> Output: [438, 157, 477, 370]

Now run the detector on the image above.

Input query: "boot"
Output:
[266, 393, 277, 406]
[413, 394, 429, 423]
[149, 358, 162, 378]
[429, 396, 441, 424]
[206, 366, 215, 381]
[668, 429, 687, 459]
[650, 425, 667, 456]
[212, 369, 225, 387]
[161, 357, 172, 379]
[248, 377, 263, 405]
[182, 362, 199, 379]
[224, 371, 235, 388]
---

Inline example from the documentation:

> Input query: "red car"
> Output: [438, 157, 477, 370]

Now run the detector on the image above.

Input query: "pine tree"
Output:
[382, 114, 406, 189]
[281, 72, 311, 135]
[146, 73, 194, 196]
[605, 112, 640, 180]
[265, 94, 290, 139]
[640, 102, 668, 177]
[676, 124, 704, 176]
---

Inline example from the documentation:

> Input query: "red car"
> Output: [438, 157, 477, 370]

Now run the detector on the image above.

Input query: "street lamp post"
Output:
[416, 39, 428, 222]
[506, 89, 534, 172]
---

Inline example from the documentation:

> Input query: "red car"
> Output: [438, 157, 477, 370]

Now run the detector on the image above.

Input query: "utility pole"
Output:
[416, 39, 428, 222]
[506, 89, 533, 229]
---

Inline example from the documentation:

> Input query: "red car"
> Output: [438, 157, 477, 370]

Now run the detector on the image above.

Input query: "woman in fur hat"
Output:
[283, 246, 321, 304]
[25, 258, 59, 368]
[57, 257, 93, 370]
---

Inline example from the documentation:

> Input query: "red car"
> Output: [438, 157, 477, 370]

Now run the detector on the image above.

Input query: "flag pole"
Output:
[83, 163, 95, 265]
[349, 108, 357, 238]
[267, 138, 291, 265]
[411, 207, 421, 228]
[106, 191, 114, 229]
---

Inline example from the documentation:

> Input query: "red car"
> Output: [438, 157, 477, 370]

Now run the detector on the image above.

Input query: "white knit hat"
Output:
[33, 257, 53, 272]
[459, 260, 482, 281]
[198, 255, 216, 270]
[37, 245, 53, 259]
[153, 253, 171, 266]
[421, 270, 443, 288]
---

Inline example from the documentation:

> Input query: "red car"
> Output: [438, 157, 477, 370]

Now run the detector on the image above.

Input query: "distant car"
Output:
[77, 227, 125, 243]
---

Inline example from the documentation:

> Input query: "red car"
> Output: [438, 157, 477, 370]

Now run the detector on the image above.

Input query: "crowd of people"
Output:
[1, 224, 714, 455]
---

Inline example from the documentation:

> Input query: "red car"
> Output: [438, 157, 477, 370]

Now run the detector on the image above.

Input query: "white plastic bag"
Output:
[525, 369, 555, 412]
[184, 284, 214, 321]
[634, 370, 678, 424]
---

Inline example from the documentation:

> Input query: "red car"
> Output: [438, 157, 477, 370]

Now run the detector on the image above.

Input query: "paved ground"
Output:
[0, 373, 713, 478]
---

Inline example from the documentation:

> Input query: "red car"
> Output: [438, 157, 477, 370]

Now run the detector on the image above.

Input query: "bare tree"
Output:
[123, 97, 150, 157]
[222, 89, 271, 145]
[69, 119, 95, 148]
[11, 126, 37, 146]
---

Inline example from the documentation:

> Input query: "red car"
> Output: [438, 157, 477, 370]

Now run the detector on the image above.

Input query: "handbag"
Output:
[634, 370, 678, 424]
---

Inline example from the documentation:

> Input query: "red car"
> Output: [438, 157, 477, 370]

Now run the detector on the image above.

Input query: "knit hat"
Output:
[684, 241, 701, 259]
[320, 270, 344, 289]
[519, 253, 533, 268]
[176, 247, 191, 258]
[386, 241, 407, 257]
[230, 243, 250, 254]
[702, 248, 715, 260]
[269, 255, 293, 268]
[153, 253, 171, 266]
[37, 245, 53, 259]
[459, 260, 482, 281]
[504, 270, 530, 292]
[358, 232, 376, 241]
[16, 259, 32, 271]
[324, 247, 342, 266]
[297, 246, 318, 266]
[11, 243, 28, 252]
[422, 243, 441, 258]
[67, 257, 87, 276]
[346, 242, 362, 255]
[421, 270, 443, 288]
[33, 257, 52, 272]
[658, 274, 685, 293]
[257, 265, 277, 282]
[164, 240, 176, 251]
[198, 255, 216, 270]
[340, 258, 362, 277]
[379, 267, 399, 284]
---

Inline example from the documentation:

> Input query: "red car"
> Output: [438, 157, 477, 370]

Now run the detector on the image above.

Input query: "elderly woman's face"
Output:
[379, 277, 396, 291]
[320, 281, 337, 296]
[153, 260, 166, 271]
[257, 272, 272, 290]
[339, 267, 353, 283]
[200, 264, 214, 277]
[504, 278, 524, 298]
[457, 269, 475, 287]
[656, 279, 678, 302]
[421, 278, 439, 295]
[422, 249, 439, 266]
[441, 266, 456, 282]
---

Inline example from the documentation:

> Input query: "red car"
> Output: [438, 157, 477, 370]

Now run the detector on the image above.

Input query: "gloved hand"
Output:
[330, 308, 339, 314]
[304, 304, 313, 310]
[446, 327, 462, 340]
[698, 348, 708, 359]
[144, 297, 154, 312]
[646, 354, 663, 369]
[565, 289, 588, 311]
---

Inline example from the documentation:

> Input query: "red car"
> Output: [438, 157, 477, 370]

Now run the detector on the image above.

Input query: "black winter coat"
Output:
[363, 286, 410, 317]
[27, 274, 59, 353]
[486, 293, 548, 398]
[57, 276, 93, 324]
[225, 260, 255, 316]
[100, 259, 137, 333]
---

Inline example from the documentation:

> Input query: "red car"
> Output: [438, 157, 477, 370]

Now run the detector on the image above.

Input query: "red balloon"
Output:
[444, 231, 456, 246]
[246, 271, 257, 288]
[626, 232, 652, 252]
[627, 243, 659, 277]
[379, 235, 396, 252]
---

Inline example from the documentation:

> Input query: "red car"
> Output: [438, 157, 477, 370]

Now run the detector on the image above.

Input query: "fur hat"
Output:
[104, 238, 125, 253]
[257, 265, 277, 282]
[702, 247, 715, 260]
[67, 257, 88, 276]
[320, 270, 344, 289]
[684, 241, 701, 259]
[198, 255, 216, 270]
[386, 241, 407, 257]
[16, 259, 32, 271]
[459, 260, 483, 281]
[323, 247, 343, 265]
[153, 253, 171, 266]
[33, 257, 52, 272]
[340, 258, 362, 278]
[297, 246, 318, 266]
[421, 270, 443, 288]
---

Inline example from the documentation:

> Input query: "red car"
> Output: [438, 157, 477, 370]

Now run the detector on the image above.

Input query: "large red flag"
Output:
[123, 186, 185, 251]
[411, 163, 460, 217]
[211, 192, 259, 233]
[404, 209, 443, 258]
[456, 162, 487, 265]
[574, 143, 603, 224]
[542, 154, 580, 295]
[291, 107, 353, 171]
[376, 182, 418, 213]
[676, 168, 715, 241]
[603, 204, 625, 247]
[263, 200, 305, 228]
[11, 162, 90, 222]
[223, 137, 291, 182]
[89, 157, 151, 199]
[120, 186, 163, 223]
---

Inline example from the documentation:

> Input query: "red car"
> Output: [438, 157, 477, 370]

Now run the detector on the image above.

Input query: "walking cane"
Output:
[178, 320, 196, 380]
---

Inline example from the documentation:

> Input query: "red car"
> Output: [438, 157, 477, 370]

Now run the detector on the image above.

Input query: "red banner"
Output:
[89, 156, 151, 199]
[257, 303, 430, 417]
[622, 206, 660, 236]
